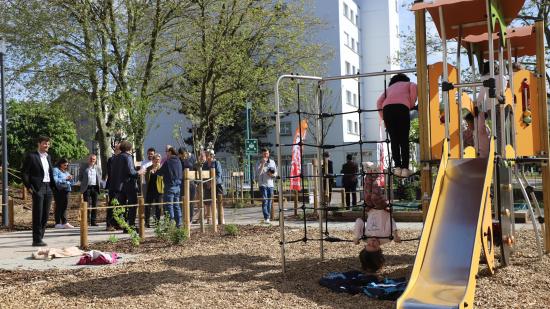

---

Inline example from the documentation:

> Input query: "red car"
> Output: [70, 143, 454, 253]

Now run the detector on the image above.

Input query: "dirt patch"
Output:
[0, 225, 548, 308]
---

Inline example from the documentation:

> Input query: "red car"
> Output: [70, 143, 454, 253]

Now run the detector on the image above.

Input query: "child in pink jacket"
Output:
[376, 74, 417, 178]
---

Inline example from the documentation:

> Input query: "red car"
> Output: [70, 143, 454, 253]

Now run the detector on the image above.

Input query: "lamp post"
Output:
[0, 37, 8, 226]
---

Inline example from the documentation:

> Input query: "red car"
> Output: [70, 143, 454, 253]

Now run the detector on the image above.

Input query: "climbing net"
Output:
[274, 70, 421, 272]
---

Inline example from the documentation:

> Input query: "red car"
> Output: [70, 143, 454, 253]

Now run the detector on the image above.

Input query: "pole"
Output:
[138, 196, 145, 239]
[80, 201, 88, 249]
[245, 101, 252, 204]
[0, 37, 8, 227]
[183, 168, 190, 238]
[210, 167, 217, 232]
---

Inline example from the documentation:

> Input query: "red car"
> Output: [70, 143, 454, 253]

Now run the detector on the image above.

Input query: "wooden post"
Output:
[183, 168, 190, 238]
[22, 188, 27, 201]
[199, 171, 205, 233]
[341, 189, 346, 209]
[535, 20, 550, 253]
[293, 190, 298, 216]
[218, 194, 224, 225]
[323, 157, 329, 206]
[415, 8, 432, 220]
[80, 201, 88, 249]
[312, 159, 319, 216]
[138, 197, 145, 239]
[8, 197, 14, 230]
[240, 174, 244, 202]
[210, 168, 217, 232]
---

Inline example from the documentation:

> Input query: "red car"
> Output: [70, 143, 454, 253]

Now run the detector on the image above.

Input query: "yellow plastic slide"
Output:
[396, 138, 494, 309]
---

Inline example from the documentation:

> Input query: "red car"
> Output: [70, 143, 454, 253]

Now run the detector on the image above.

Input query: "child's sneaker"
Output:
[393, 167, 401, 177]
[400, 168, 412, 178]
[54, 224, 64, 229]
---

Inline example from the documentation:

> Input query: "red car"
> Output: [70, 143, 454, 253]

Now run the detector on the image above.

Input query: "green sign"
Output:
[245, 139, 258, 154]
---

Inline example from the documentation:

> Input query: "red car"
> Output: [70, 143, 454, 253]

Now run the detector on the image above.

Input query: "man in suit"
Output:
[22, 136, 55, 246]
[79, 154, 102, 226]
[108, 140, 139, 230]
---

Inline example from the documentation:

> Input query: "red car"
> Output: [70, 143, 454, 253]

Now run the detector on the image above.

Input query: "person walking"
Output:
[341, 154, 359, 209]
[108, 140, 139, 231]
[145, 153, 163, 227]
[22, 136, 55, 246]
[159, 147, 183, 227]
[53, 158, 74, 229]
[79, 154, 102, 226]
[255, 148, 277, 224]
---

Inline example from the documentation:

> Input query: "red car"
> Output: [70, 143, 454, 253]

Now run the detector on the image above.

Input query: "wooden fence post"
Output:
[8, 197, 14, 230]
[293, 190, 298, 216]
[80, 201, 88, 249]
[210, 168, 218, 232]
[183, 168, 191, 238]
[199, 171, 205, 233]
[22, 188, 27, 201]
[312, 159, 319, 216]
[138, 197, 145, 239]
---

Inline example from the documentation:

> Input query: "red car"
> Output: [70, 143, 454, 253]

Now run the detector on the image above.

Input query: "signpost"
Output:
[245, 138, 258, 155]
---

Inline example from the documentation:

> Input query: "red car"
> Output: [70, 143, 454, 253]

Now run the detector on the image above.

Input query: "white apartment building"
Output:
[143, 0, 401, 180]
[266, 0, 401, 177]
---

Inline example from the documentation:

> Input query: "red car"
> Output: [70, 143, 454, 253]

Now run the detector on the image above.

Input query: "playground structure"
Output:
[274, 0, 548, 308]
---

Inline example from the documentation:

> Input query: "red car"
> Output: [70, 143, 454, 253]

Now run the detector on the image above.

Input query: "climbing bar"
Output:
[321, 68, 416, 82]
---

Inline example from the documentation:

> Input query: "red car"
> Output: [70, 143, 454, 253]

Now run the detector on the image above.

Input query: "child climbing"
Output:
[463, 109, 491, 158]
[376, 73, 418, 178]
[353, 208, 400, 273]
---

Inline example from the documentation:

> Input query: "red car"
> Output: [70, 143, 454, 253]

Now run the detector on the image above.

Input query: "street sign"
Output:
[245, 139, 258, 154]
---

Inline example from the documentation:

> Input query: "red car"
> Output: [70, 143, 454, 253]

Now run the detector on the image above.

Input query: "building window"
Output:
[356, 41, 360, 53]
[352, 65, 356, 74]
[356, 14, 359, 24]
[280, 122, 292, 136]
[353, 93, 357, 106]
[354, 121, 358, 134]
[347, 119, 352, 133]
[351, 38, 355, 51]
[346, 90, 352, 104]
[344, 31, 349, 47]
[345, 61, 351, 75]
[343, 3, 348, 18]
[350, 9, 354, 24]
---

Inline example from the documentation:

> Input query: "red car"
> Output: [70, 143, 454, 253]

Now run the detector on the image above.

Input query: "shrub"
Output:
[112, 200, 140, 247]
[108, 234, 119, 244]
[224, 224, 239, 236]
[154, 213, 188, 245]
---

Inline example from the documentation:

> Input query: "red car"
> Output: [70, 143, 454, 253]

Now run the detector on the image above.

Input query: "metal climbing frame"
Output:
[274, 68, 416, 273]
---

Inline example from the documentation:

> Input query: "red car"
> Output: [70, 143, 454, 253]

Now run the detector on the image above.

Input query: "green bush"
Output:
[112, 201, 140, 247]
[108, 234, 119, 244]
[154, 213, 188, 245]
[224, 224, 239, 236]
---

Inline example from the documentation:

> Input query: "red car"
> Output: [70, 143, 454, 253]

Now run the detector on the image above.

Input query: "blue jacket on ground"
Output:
[160, 156, 182, 188]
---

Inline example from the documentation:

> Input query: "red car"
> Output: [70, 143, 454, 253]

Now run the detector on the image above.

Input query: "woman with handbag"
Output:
[145, 154, 163, 227]
[53, 158, 74, 229]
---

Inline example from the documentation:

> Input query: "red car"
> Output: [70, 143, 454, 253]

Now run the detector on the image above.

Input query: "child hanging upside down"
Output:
[353, 188, 400, 273]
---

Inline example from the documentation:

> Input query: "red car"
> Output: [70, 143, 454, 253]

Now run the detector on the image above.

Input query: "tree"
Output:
[7, 100, 88, 171]
[0, 0, 185, 172]
[170, 0, 326, 160]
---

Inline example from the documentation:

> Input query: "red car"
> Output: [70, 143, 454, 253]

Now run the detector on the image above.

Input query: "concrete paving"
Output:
[0, 206, 536, 271]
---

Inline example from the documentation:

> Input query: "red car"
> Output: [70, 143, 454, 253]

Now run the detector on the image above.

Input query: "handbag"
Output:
[156, 175, 164, 194]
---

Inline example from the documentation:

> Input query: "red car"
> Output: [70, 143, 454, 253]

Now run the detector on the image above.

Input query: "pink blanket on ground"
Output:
[77, 250, 119, 265]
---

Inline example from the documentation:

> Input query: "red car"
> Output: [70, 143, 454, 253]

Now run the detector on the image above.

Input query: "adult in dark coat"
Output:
[22, 136, 56, 246]
[341, 154, 358, 209]
[105, 144, 121, 230]
[108, 141, 139, 229]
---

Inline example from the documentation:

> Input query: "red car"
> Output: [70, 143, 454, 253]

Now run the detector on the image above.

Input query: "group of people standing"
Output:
[21, 135, 227, 246]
